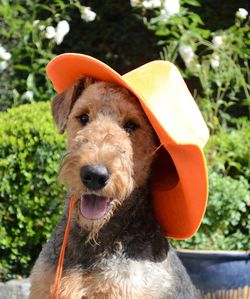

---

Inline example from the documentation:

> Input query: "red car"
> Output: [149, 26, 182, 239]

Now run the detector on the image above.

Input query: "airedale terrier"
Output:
[29, 77, 201, 298]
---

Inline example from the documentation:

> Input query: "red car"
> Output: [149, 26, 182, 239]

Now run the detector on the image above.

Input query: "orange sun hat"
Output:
[46, 53, 209, 240]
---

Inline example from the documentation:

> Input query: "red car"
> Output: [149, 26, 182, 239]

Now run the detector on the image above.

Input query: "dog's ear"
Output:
[51, 77, 95, 133]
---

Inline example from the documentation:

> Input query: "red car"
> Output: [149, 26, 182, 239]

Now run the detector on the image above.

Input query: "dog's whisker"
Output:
[151, 143, 164, 157]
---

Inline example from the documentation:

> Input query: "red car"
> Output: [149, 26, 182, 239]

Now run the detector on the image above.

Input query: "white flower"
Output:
[2, 51, 11, 60]
[0, 45, 11, 60]
[33, 20, 40, 26]
[45, 26, 56, 39]
[195, 63, 201, 70]
[45, 20, 70, 45]
[39, 25, 45, 31]
[179, 45, 195, 68]
[236, 8, 248, 20]
[142, 0, 161, 9]
[81, 7, 96, 22]
[130, 0, 140, 7]
[33, 19, 45, 31]
[23, 90, 34, 101]
[210, 54, 220, 69]
[163, 0, 180, 17]
[0, 45, 10, 71]
[212, 35, 223, 48]
[54, 20, 70, 45]
[158, 9, 169, 22]
[0, 61, 8, 71]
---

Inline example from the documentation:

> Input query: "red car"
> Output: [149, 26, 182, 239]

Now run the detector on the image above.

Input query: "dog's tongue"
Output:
[80, 195, 109, 220]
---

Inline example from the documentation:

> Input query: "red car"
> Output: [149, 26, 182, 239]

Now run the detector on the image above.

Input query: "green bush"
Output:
[0, 102, 65, 281]
[205, 125, 250, 181]
[174, 171, 250, 250]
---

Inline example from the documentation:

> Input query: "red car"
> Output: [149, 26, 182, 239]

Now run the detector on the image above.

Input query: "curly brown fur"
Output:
[29, 78, 201, 299]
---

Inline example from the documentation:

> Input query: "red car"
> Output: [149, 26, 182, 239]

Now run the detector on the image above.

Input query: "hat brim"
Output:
[46, 53, 209, 239]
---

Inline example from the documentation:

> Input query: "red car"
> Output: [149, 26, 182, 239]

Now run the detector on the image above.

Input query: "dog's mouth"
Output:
[80, 194, 111, 220]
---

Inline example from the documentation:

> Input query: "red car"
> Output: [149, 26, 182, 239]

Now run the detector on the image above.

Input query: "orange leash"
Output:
[50, 194, 77, 299]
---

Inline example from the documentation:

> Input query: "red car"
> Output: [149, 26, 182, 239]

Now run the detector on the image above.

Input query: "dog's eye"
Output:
[123, 121, 139, 133]
[78, 113, 89, 126]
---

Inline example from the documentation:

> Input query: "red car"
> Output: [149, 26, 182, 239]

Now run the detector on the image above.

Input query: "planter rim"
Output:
[177, 249, 250, 261]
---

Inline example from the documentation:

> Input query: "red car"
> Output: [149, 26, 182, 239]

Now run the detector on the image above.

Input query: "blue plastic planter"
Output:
[178, 250, 250, 297]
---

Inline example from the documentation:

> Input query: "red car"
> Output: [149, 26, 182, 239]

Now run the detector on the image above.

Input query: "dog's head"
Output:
[52, 78, 158, 238]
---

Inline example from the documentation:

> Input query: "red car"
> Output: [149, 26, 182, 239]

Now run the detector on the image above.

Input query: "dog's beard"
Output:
[63, 172, 135, 243]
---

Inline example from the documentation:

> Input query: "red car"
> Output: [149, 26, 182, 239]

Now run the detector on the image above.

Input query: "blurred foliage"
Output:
[174, 121, 250, 250]
[133, 0, 250, 134]
[141, 0, 210, 43]
[173, 172, 250, 250]
[0, 0, 160, 111]
[192, 0, 250, 31]
[0, 102, 65, 281]
[0, 0, 85, 110]
[61, 0, 160, 73]
[205, 125, 250, 181]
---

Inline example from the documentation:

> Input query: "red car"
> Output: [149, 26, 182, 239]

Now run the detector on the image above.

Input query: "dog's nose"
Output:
[80, 165, 110, 191]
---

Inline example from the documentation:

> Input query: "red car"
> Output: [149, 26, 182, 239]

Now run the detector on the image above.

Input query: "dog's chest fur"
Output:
[59, 245, 174, 299]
